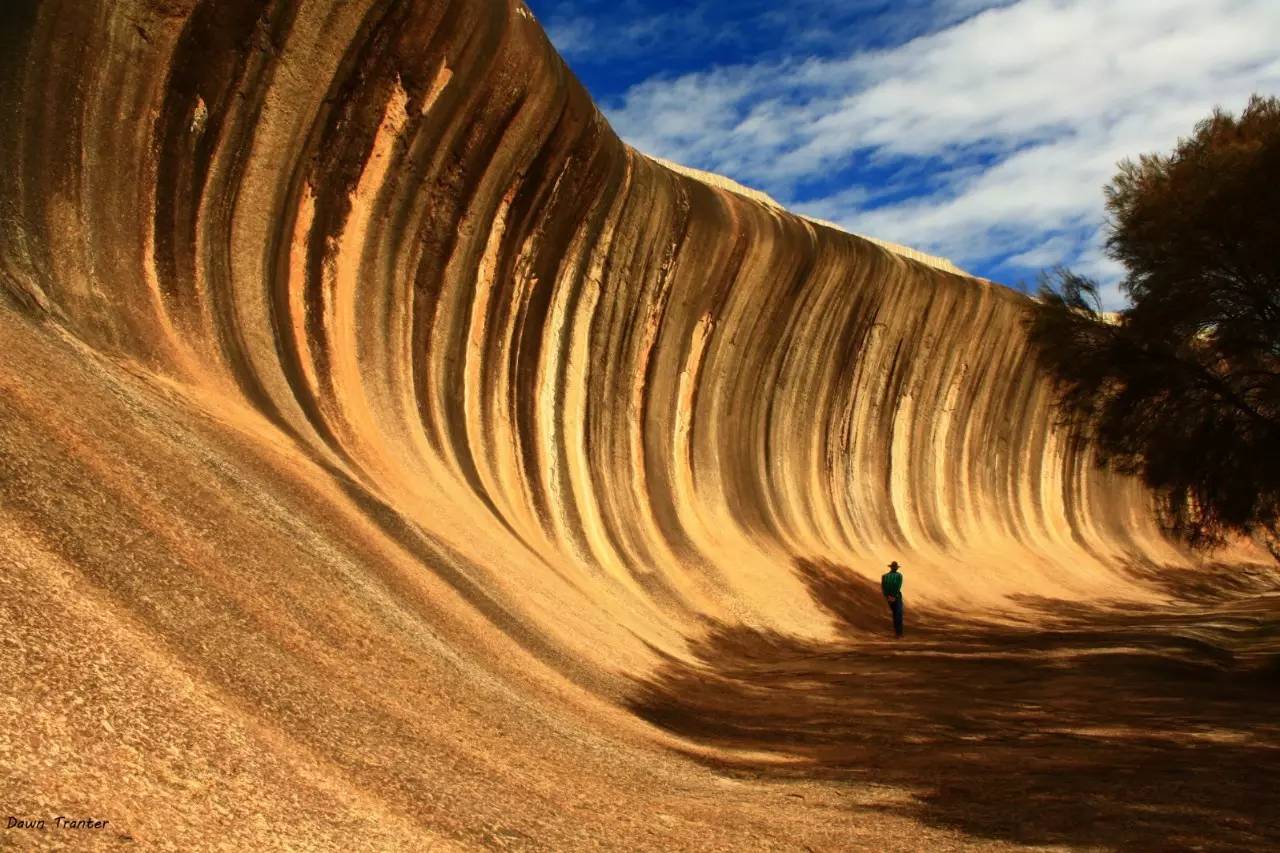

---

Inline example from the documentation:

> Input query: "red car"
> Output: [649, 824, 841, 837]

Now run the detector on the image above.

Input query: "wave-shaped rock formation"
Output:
[5, 0, 1274, 849]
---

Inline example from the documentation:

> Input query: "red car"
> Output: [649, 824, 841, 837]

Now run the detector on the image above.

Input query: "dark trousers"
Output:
[887, 597, 904, 636]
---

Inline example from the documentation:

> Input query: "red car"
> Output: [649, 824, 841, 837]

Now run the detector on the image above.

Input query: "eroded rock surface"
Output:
[3, 1, 1275, 849]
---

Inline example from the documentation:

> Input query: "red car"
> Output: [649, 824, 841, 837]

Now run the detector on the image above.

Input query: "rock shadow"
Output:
[628, 557, 1280, 850]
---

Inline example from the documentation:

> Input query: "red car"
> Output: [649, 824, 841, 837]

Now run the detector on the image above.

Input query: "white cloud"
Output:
[543, 16, 595, 60]
[537, 0, 1015, 73]
[599, 0, 1280, 303]
[1007, 235, 1080, 269]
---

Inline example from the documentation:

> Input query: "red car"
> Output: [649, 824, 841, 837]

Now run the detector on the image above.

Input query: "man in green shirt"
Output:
[881, 561, 904, 638]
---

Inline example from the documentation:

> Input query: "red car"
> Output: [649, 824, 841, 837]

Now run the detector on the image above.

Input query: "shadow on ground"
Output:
[630, 557, 1280, 850]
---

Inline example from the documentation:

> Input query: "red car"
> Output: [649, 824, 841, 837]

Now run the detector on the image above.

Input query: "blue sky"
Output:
[526, 0, 1280, 305]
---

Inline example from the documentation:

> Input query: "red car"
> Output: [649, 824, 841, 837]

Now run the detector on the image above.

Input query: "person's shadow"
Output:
[627, 557, 1280, 849]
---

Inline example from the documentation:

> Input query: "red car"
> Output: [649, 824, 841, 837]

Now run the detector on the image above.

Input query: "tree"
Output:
[1029, 95, 1280, 553]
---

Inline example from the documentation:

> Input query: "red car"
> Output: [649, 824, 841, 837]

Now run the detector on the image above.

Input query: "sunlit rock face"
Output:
[0, 0, 1208, 847]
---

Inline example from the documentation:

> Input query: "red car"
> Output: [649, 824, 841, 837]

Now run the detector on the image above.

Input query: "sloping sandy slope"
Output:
[1, 0, 1276, 849]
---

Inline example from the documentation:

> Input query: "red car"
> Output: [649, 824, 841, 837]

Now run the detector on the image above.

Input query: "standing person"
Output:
[881, 561, 904, 638]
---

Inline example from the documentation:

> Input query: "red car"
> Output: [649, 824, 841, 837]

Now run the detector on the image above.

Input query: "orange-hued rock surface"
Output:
[2, 1, 1277, 850]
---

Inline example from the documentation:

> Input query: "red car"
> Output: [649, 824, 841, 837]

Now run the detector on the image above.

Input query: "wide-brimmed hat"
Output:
[888, 560, 900, 569]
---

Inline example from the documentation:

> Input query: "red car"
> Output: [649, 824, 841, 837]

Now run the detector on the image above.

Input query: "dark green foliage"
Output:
[1030, 96, 1280, 551]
